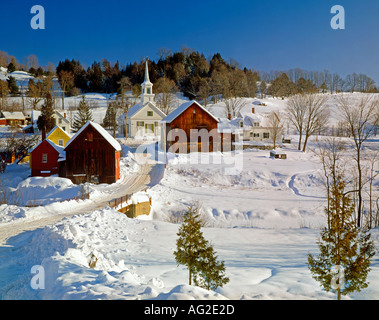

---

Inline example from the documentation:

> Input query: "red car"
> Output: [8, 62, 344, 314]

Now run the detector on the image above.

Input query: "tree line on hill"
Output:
[0, 48, 378, 112]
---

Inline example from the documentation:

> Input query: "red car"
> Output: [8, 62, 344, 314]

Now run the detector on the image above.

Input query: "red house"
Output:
[30, 139, 64, 177]
[60, 121, 121, 184]
[161, 100, 225, 153]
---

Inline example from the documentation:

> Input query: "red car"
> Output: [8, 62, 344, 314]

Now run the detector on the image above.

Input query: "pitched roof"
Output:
[29, 138, 65, 157]
[46, 126, 72, 139]
[125, 101, 166, 119]
[64, 121, 121, 151]
[162, 100, 219, 123]
[0, 111, 26, 120]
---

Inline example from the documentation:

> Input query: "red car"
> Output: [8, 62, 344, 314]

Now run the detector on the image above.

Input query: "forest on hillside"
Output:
[1, 47, 378, 106]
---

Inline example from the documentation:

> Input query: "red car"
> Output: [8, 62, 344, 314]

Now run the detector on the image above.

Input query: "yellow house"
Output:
[46, 126, 72, 147]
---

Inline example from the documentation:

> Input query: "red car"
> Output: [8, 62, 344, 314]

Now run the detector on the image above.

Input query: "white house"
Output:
[118, 60, 166, 139]
[23, 110, 71, 134]
[237, 108, 282, 145]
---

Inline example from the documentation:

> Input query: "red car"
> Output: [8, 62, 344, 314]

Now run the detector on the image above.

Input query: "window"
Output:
[137, 121, 144, 127]
[263, 132, 270, 139]
[240, 121, 243, 128]
[42, 154, 48, 163]
[146, 88, 151, 94]
[87, 133, 93, 142]
[147, 111, 153, 116]
[251, 132, 260, 138]
[58, 139, 64, 146]
[58, 118, 62, 124]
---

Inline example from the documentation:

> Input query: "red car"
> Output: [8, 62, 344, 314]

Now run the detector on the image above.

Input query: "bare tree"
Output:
[285, 94, 307, 150]
[154, 77, 178, 115]
[267, 111, 283, 149]
[302, 94, 329, 151]
[286, 94, 329, 151]
[336, 94, 379, 227]
[313, 137, 346, 229]
[58, 70, 74, 110]
[0, 131, 39, 173]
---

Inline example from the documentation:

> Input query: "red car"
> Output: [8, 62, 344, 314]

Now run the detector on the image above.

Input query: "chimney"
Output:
[64, 113, 66, 119]
[42, 127, 46, 140]
[228, 113, 231, 120]
[252, 108, 255, 114]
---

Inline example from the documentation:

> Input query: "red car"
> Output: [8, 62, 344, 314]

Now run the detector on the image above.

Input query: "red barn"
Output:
[161, 100, 224, 153]
[61, 121, 121, 184]
[30, 139, 64, 177]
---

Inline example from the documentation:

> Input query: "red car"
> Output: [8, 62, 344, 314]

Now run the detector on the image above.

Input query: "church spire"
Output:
[140, 57, 154, 104]
[144, 58, 150, 83]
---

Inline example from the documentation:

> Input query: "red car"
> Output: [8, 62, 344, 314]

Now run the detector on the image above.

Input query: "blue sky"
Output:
[1, 0, 379, 82]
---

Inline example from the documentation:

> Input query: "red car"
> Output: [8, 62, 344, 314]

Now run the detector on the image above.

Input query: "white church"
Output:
[118, 60, 166, 139]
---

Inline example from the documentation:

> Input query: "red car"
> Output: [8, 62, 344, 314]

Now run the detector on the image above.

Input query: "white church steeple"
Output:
[140, 58, 154, 105]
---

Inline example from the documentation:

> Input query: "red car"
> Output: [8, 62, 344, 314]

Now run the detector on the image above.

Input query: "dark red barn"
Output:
[61, 121, 121, 184]
[30, 139, 64, 177]
[161, 100, 224, 152]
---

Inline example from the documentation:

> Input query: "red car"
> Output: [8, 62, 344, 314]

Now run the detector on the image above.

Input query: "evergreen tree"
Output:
[7, 76, 19, 95]
[37, 92, 56, 134]
[307, 172, 376, 300]
[174, 205, 229, 290]
[193, 244, 229, 291]
[72, 96, 93, 132]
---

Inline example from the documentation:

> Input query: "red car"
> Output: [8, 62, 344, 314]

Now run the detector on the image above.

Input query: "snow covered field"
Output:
[0, 92, 378, 300]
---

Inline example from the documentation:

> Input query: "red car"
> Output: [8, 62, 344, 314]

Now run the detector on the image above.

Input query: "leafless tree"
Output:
[336, 94, 379, 227]
[0, 131, 39, 173]
[154, 77, 178, 115]
[285, 94, 329, 151]
[267, 111, 283, 149]
[313, 137, 346, 229]
[302, 94, 329, 151]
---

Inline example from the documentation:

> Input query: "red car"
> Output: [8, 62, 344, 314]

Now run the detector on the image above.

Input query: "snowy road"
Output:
[0, 156, 162, 246]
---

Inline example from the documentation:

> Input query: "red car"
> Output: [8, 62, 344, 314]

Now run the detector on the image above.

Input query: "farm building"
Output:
[0, 112, 26, 127]
[30, 139, 65, 177]
[60, 121, 121, 184]
[161, 100, 225, 153]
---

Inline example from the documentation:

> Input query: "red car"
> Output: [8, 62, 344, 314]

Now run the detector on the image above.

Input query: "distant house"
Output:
[46, 126, 71, 147]
[30, 139, 65, 177]
[0, 112, 26, 127]
[60, 121, 121, 184]
[238, 108, 282, 144]
[22, 110, 70, 134]
[161, 100, 223, 153]
[118, 60, 166, 139]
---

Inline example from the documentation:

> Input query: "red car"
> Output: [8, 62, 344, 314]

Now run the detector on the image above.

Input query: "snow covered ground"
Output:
[0, 92, 378, 300]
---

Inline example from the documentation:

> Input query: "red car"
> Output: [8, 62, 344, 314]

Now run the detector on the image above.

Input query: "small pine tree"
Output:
[174, 205, 209, 286]
[37, 92, 56, 134]
[174, 205, 229, 290]
[307, 173, 376, 300]
[193, 244, 229, 291]
[72, 95, 93, 132]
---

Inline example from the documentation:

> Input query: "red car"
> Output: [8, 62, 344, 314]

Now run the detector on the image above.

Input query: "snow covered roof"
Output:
[0, 111, 26, 120]
[162, 100, 219, 123]
[217, 117, 244, 133]
[29, 138, 65, 157]
[122, 101, 166, 119]
[64, 121, 122, 151]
